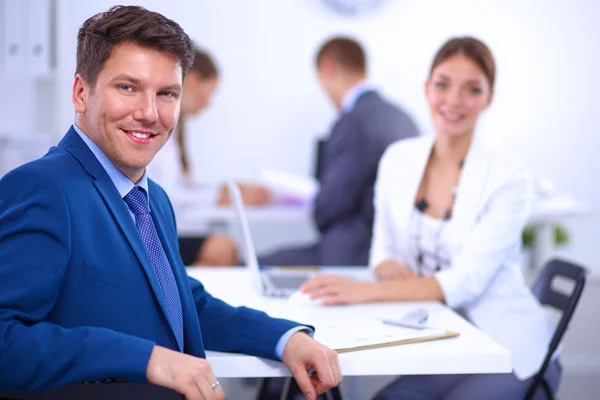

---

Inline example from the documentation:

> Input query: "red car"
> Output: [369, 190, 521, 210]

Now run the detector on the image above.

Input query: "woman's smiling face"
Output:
[425, 54, 493, 138]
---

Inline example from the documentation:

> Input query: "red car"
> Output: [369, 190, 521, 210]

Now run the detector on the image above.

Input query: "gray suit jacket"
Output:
[259, 90, 419, 266]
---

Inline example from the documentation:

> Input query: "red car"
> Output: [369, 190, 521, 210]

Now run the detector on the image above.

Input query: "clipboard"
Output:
[334, 330, 460, 353]
[314, 320, 460, 353]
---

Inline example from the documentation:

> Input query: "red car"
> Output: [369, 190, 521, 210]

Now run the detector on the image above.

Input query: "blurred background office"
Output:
[0, 0, 598, 398]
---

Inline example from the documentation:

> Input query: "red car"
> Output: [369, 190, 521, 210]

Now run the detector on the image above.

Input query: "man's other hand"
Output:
[282, 332, 342, 400]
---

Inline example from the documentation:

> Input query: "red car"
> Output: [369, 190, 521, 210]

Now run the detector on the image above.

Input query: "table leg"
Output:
[327, 386, 344, 400]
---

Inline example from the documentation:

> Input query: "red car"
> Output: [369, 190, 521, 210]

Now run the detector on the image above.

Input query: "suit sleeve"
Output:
[435, 166, 533, 308]
[0, 167, 154, 390]
[187, 277, 303, 360]
[314, 114, 370, 232]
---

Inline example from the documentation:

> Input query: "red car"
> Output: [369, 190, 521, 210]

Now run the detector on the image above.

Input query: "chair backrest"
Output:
[531, 258, 587, 352]
[525, 258, 588, 400]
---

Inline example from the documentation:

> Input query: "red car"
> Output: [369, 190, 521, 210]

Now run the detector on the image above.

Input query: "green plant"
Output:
[522, 224, 569, 248]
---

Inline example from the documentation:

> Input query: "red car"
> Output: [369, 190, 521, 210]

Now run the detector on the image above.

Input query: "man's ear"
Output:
[72, 74, 90, 113]
[319, 57, 337, 77]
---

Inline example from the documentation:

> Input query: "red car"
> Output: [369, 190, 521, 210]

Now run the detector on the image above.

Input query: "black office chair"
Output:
[0, 382, 183, 400]
[524, 258, 588, 400]
[313, 138, 326, 180]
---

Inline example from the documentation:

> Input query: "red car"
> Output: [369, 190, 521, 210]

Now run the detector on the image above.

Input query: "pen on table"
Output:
[380, 308, 429, 330]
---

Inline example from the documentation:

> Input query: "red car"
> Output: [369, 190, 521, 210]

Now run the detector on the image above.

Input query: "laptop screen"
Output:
[225, 180, 264, 292]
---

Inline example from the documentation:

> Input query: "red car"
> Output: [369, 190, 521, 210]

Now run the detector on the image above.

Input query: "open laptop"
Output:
[226, 180, 320, 297]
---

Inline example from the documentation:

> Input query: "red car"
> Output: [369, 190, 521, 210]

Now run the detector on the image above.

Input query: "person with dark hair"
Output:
[147, 48, 271, 266]
[300, 36, 561, 399]
[258, 36, 419, 267]
[0, 6, 342, 399]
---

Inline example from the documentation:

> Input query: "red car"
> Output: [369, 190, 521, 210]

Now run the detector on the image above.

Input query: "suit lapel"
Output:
[150, 194, 202, 353]
[59, 128, 174, 338]
[390, 136, 492, 266]
[92, 177, 173, 325]
[394, 136, 435, 261]
[447, 138, 493, 242]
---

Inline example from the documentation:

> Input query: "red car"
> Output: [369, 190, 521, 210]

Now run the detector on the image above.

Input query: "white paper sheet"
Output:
[314, 319, 449, 351]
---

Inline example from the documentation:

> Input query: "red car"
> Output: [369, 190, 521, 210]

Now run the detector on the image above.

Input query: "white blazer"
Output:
[146, 134, 220, 211]
[370, 135, 554, 380]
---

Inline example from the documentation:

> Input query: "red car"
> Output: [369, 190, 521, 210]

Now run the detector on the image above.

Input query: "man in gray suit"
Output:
[259, 36, 419, 267]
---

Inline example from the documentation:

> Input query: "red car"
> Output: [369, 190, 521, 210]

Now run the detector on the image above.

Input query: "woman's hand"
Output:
[239, 183, 272, 206]
[300, 275, 377, 306]
[218, 182, 273, 206]
[374, 259, 417, 281]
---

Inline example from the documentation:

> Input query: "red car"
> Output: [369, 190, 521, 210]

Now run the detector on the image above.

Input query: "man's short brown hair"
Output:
[315, 36, 366, 73]
[76, 5, 194, 87]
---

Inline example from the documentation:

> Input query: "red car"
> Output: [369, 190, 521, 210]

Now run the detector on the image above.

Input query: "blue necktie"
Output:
[124, 186, 184, 351]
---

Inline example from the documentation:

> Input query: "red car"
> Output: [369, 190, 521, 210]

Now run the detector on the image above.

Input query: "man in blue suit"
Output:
[259, 36, 419, 267]
[0, 6, 341, 399]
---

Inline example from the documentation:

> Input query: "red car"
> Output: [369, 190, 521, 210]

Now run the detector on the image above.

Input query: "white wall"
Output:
[54, 0, 600, 274]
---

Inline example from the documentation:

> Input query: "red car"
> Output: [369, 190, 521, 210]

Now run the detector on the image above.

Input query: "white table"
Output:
[527, 195, 592, 273]
[188, 267, 511, 378]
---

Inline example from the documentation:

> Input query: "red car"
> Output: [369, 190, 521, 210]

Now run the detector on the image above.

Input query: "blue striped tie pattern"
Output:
[124, 186, 184, 351]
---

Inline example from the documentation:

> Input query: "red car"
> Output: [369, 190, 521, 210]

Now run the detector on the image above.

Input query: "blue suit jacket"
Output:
[259, 91, 419, 266]
[0, 128, 300, 390]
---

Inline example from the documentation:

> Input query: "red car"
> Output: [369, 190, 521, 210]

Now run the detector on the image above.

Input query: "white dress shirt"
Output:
[370, 135, 554, 381]
[409, 209, 454, 276]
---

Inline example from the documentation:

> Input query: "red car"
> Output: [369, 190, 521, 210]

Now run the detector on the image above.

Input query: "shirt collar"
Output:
[341, 81, 375, 113]
[72, 124, 150, 202]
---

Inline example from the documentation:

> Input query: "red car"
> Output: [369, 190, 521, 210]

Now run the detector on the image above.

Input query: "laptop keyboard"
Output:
[268, 274, 309, 290]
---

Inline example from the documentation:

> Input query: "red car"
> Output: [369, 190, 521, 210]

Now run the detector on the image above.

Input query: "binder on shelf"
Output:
[25, 0, 52, 75]
[0, 0, 4, 71]
[2, 0, 27, 73]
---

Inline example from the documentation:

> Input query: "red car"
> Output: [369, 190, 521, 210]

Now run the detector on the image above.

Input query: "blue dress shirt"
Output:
[341, 81, 376, 113]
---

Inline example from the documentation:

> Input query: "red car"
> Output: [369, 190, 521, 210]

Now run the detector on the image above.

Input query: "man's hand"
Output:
[282, 332, 342, 400]
[300, 274, 377, 305]
[146, 345, 224, 400]
[374, 259, 417, 281]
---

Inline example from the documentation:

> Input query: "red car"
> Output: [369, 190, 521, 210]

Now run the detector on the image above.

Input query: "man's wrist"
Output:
[275, 326, 314, 360]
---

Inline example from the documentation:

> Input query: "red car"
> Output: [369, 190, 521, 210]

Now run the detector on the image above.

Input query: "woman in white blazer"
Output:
[147, 48, 271, 266]
[301, 37, 561, 399]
